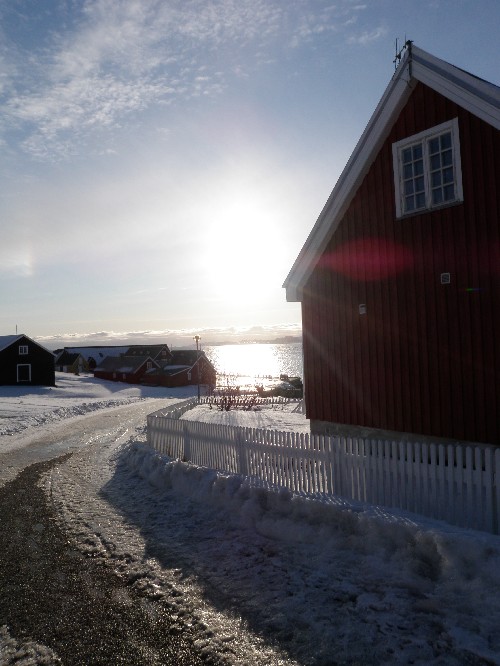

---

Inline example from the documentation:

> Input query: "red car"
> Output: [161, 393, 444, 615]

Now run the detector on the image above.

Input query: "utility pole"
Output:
[193, 335, 201, 401]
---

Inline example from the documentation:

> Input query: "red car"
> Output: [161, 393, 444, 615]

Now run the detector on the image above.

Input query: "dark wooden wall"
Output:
[302, 83, 500, 445]
[0, 336, 55, 386]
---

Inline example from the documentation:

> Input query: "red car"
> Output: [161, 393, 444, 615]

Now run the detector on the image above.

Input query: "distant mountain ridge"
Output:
[195, 336, 302, 348]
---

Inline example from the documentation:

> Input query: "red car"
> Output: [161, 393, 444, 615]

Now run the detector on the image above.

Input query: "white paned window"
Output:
[19, 345, 28, 355]
[392, 118, 463, 218]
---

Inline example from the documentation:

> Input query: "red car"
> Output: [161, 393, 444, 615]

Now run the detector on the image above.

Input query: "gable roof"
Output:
[169, 349, 211, 366]
[0, 334, 54, 355]
[94, 355, 158, 373]
[65, 346, 128, 362]
[64, 344, 171, 363]
[0, 335, 22, 352]
[283, 43, 500, 302]
[124, 345, 171, 358]
[55, 351, 83, 365]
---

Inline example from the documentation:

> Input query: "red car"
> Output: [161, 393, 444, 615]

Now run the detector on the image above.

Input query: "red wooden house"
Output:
[142, 350, 216, 388]
[93, 355, 159, 384]
[284, 43, 500, 446]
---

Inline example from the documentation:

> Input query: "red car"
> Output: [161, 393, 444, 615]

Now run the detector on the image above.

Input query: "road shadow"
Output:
[98, 435, 455, 666]
[99, 441, 345, 666]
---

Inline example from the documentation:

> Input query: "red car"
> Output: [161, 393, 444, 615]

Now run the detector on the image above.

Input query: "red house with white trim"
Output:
[284, 44, 500, 445]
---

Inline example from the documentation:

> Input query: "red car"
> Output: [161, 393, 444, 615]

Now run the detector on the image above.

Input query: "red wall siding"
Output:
[303, 83, 500, 445]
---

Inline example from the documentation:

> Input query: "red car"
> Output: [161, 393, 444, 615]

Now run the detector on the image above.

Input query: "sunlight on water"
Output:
[204, 343, 302, 386]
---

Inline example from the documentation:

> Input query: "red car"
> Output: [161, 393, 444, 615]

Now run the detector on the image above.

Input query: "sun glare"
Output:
[205, 342, 303, 386]
[200, 189, 285, 304]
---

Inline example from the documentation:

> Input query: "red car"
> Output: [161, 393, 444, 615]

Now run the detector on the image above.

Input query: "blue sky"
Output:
[1, 0, 499, 348]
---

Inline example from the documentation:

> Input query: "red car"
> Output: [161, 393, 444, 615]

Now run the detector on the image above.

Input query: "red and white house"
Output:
[284, 44, 500, 446]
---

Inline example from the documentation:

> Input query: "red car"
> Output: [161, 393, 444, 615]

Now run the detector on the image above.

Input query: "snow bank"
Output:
[0, 373, 197, 437]
[124, 442, 500, 593]
[117, 442, 500, 662]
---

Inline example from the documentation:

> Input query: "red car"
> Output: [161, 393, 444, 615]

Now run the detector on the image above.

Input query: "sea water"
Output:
[203, 342, 302, 389]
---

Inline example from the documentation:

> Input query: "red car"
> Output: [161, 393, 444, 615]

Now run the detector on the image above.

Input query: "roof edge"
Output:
[283, 47, 414, 301]
[283, 44, 500, 302]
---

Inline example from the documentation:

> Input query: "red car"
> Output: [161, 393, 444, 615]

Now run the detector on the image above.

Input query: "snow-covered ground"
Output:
[180, 399, 310, 432]
[0, 372, 197, 439]
[2, 374, 500, 664]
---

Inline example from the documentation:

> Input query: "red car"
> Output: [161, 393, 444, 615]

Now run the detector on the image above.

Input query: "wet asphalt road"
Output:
[0, 455, 208, 665]
[0, 402, 216, 666]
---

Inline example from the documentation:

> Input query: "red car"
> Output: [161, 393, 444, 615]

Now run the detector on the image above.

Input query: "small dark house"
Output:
[0, 334, 55, 387]
[54, 351, 88, 374]
[284, 44, 500, 445]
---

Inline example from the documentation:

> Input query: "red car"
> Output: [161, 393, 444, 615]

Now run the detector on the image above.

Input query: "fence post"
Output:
[183, 422, 191, 462]
[237, 429, 248, 477]
[147, 414, 153, 448]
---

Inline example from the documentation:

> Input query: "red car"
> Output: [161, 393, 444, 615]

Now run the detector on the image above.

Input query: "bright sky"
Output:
[1, 1, 499, 349]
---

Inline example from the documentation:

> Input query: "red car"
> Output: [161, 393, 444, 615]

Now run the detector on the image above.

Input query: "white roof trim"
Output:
[411, 50, 500, 129]
[283, 45, 500, 302]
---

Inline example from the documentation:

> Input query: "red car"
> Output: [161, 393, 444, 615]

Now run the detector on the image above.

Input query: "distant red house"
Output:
[123, 345, 172, 363]
[142, 350, 216, 388]
[284, 44, 500, 445]
[94, 356, 159, 384]
[63, 344, 172, 371]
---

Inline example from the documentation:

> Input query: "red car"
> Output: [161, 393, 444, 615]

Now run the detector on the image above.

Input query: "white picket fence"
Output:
[146, 399, 500, 535]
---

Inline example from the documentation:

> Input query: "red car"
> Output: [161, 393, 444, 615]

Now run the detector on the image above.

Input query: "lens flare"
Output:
[320, 237, 414, 281]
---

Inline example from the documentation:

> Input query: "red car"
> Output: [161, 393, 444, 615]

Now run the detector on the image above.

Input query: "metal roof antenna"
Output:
[393, 38, 400, 71]
[393, 36, 413, 72]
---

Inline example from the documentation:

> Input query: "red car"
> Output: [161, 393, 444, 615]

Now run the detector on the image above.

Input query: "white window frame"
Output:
[392, 118, 463, 219]
[19, 345, 29, 355]
[17, 364, 31, 382]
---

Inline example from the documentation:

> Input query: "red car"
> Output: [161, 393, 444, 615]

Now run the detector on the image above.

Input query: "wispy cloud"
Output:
[347, 26, 388, 46]
[2, 0, 283, 158]
[1, 0, 371, 160]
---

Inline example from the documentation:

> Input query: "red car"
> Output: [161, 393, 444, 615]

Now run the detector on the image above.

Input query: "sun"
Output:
[199, 191, 285, 305]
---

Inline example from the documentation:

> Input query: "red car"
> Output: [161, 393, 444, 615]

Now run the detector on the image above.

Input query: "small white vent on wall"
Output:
[441, 272, 451, 285]
[359, 303, 367, 315]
